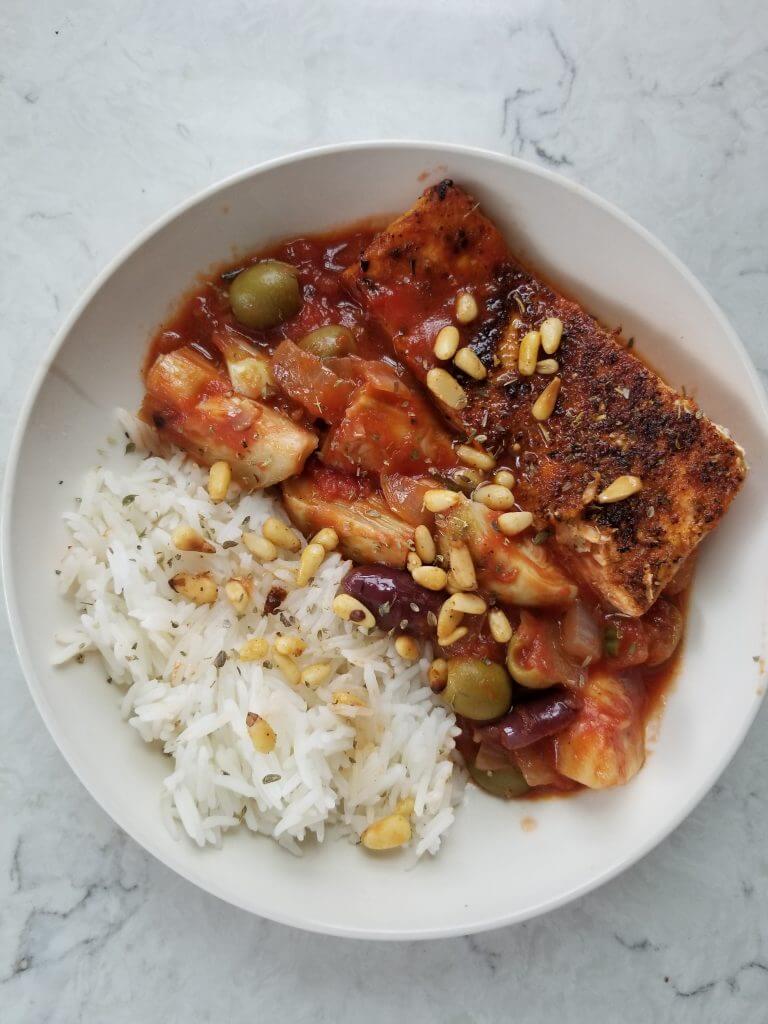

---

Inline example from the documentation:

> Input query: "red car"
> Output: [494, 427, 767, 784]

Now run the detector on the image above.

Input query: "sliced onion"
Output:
[380, 473, 434, 527]
[561, 601, 602, 663]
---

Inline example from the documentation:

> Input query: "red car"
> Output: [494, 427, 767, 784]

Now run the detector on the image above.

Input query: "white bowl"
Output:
[4, 142, 768, 940]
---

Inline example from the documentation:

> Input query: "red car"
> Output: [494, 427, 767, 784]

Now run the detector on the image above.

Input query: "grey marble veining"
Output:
[2, 0, 767, 1021]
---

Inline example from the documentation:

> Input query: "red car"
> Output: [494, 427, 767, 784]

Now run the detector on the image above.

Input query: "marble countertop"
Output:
[2, 0, 767, 1020]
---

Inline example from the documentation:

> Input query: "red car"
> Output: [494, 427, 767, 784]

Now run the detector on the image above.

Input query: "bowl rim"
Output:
[4, 139, 767, 940]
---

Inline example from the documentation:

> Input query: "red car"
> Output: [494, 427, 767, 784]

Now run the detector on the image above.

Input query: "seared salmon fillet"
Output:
[344, 181, 747, 616]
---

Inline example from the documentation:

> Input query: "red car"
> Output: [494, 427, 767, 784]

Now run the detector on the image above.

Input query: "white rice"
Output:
[55, 411, 464, 858]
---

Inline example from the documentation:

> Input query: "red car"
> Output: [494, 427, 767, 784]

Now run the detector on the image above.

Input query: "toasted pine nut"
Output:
[457, 444, 496, 471]
[300, 662, 332, 688]
[395, 797, 415, 817]
[455, 291, 479, 324]
[493, 469, 516, 489]
[247, 716, 276, 754]
[426, 368, 468, 410]
[540, 316, 564, 355]
[414, 525, 436, 564]
[169, 572, 218, 605]
[243, 532, 278, 561]
[331, 690, 366, 708]
[312, 527, 339, 552]
[438, 625, 469, 648]
[224, 578, 250, 616]
[518, 331, 541, 376]
[208, 461, 231, 501]
[423, 488, 460, 513]
[434, 325, 461, 360]
[532, 377, 561, 421]
[273, 652, 301, 686]
[437, 597, 464, 640]
[597, 475, 643, 503]
[332, 593, 376, 630]
[536, 358, 559, 375]
[171, 525, 215, 553]
[474, 483, 516, 511]
[362, 813, 411, 850]
[453, 347, 487, 380]
[395, 635, 420, 660]
[411, 565, 448, 591]
[406, 550, 423, 573]
[274, 635, 306, 658]
[428, 658, 449, 692]
[497, 510, 534, 536]
[296, 541, 326, 587]
[239, 637, 269, 661]
[449, 592, 487, 615]
[448, 542, 477, 591]
[488, 608, 513, 643]
[262, 517, 301, 552]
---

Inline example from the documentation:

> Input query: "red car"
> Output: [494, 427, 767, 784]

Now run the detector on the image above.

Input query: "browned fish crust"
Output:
[345, 181, 747, 615]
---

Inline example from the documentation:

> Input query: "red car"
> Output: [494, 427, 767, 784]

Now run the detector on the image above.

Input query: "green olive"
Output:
[467, 760, 530, 799]
[229, 261, 301, 330]
[443, 658, 512, 722]
[298, 324, 357, 358]
[506, 632, 554, 689]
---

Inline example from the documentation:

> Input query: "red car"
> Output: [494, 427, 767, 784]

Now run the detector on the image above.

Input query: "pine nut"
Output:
[406, 550, 423, 573]
[540, 317, 564, 355]
[518, 331, 541, 376]
[224, 578, 250, 616]
[394, 635, 420, 660]
[296, 541, 326, 586]
[411, 565, 448, 591]
[448, 543, 477, 591]
[434, 325, 461, 360]
[248, 716, 276, 753]
[437, 596, 464, 640]
[312, 528, 339, 552]
[273, 652, 301, 686]
[262, 517, 301, 552]
[455, 291, 479, 324]
[428, 658, 448, 692]
[171, 525, 215, 553]
[414, 525, 436, 564]
[243, 532, 278, 561]
[423, 488, 460, 513]
[208, 461, 231, 501]
[300, 662, 332, 687]
[493, 469, 516, 489]
[274, 635, 306, 658]
[438, 625, 469, 647]
[426, 368, 468, 410]
[457, 444, 496, 471]
[362, 813, 412, 850]
[453, 347, 487, 380]
[169, 572, 218, 605]
[488, 608, 513, 643]
[497, 510, 534, 536]
[474, 483, 516, 511]
[332, 593, 376, 630]
[449, 592, 487, 615]
[331, 690, 367, 708]
[239, 637, 269, 661]
[532, 377, 561, 421]
[536, 358, 559, 375]
[597, 475, 643, 503]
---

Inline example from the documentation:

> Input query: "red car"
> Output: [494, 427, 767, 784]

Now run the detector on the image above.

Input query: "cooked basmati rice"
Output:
[55, 411, 464, 858]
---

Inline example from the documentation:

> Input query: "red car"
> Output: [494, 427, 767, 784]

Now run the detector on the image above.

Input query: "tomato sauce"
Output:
[144, 221, 689, 796]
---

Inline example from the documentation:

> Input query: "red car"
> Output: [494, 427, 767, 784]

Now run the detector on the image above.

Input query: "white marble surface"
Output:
[1, 0, 767, 1020]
